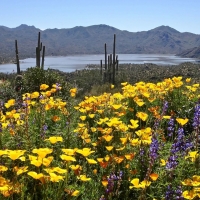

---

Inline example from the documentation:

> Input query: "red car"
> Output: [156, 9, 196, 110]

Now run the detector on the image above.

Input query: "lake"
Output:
[0, 54, 199, 73]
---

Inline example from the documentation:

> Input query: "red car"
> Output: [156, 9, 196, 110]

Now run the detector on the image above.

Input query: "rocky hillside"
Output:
[176, 46, 200, 59]
[1, 24, 200, 63]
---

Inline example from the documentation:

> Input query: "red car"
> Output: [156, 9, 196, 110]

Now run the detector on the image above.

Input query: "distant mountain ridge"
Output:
[1, 24, 200, 63]
[176, 46, 200, 59]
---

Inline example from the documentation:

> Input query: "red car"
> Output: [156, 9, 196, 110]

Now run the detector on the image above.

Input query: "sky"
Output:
[0, 0, 200, 34]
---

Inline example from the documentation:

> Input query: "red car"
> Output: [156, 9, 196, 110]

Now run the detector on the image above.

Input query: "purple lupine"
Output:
[165, 184, 174, 200]
[151, 101, 168, 156]
[165, 185, 184, 200]
[104, 171, 123, 198]
[40, 124, 48, 139]
[166, 155, 178, 171]
[149, 136, 159, 160]
[193, 101, 200, 129]
[193, 101, 200, 149]
[166, 128, 190, 171]
[165, 127, 193, 197]
[161, 101, 169, 116]
[170, 128, 192, 155]
[175, 186, 184, 200]
[167, 117, 175, 137]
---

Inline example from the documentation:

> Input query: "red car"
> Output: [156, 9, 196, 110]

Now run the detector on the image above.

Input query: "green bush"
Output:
[21, 67, 72, 101]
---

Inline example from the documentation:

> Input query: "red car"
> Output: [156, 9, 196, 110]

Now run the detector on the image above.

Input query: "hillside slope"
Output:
[1, 24, 200, 63]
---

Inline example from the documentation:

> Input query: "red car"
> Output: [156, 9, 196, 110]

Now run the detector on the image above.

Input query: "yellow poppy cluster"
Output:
[0, 77, 199, 198]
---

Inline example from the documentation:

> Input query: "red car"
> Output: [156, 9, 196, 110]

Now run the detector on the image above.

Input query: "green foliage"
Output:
[0, 80, 16, 103]
[21, 67, 72, 101]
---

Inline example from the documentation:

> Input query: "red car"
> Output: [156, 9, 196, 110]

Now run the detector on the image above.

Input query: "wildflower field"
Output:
[0, 75, 200, 199]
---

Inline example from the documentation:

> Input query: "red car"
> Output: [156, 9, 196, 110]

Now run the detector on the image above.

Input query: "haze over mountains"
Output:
[0, 24, 200, 63]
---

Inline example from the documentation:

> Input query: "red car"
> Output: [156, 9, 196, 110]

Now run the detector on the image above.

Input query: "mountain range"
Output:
[0, 24, 200, 63]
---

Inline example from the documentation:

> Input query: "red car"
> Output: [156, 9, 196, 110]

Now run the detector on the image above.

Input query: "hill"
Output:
[176, 46, 200, 59]
[1, 24, 200, 63]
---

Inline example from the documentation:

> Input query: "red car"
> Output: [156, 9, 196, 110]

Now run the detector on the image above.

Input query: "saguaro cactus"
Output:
[41, 46, 45, 70]
[36, 32, 45, 69]
[15, 40, 20, 74]
[103, 43, 108, 82]
[100, 60, 103, 75]
[102, 34, 118, 84]
[112, 34, 116, 84]
[36, 32, 41, 67]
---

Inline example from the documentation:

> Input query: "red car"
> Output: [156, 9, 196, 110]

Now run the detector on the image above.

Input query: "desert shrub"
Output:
[0, 80, 16, 104]
[21, 67, 72, 101]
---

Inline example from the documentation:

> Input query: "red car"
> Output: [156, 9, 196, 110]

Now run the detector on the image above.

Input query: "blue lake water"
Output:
[0, 54, 199, 73]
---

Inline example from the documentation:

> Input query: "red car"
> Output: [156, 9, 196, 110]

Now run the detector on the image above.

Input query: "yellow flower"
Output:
[30, 159, 42, 167]
[116, 146, 125, 151]
[130, 138, 140, 146]
[45, 91, 52, 97]
[91, 127, 97, 132]
[70, 88, 77, 97]
[125, 153, 135, 160]
[102, 180, 108, 187]
[112, 104, 122, 110]
[62, 148, 77, 156]
[49, 172, 64, 182]
[105, 146, 114, 151]
[93, 169, 97, 175]
[136, 112, 148, 121]
[14, 166, 28, 176]
[111, 84, 114, 89]
[80, 116, 87, 121]
[76, 148, 95, 157]
[130, 178, 151, 189]
[89, 114, 95, 118]
[4, 99, 15, 108]
[13, 113, 20, 119]
[77, 175, 91, 182]
[182, 190, 198, 199]
[134, 97, 145, 106]
[71, 190, 80, 196]
[51, 88, 57, 93]
[60, 155, 76, 162]
[86, 158, 97, 164]
[181, 178, 193, 186]
[52, 115, 60, 122]
[7, 150, 26, 160]
[42, 156, 54, 167]
[120, 137, 128, 145]
[176, 118, 189, 126]
[113, 155, 124, 164]
[185, 151, 199, 162]
[30, 92, 39, 99]
[69, 165, 82, 171]
[121, 82, 128, 86]
[186, 78, 191, 83]
[149, 173, 159, 181]
[128, 119, 139, 129]
[0, 165, 8, 172]
[49, 167, 67, 174]
[32, 148, 53, 158]
[102, 135, 113, 142]
[40, 84, 49, 90]
[45, 136, 63, 144]
[163, 116, 171, 119]
[28, 171, 44, 179]
[160, 159, 166, 166]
